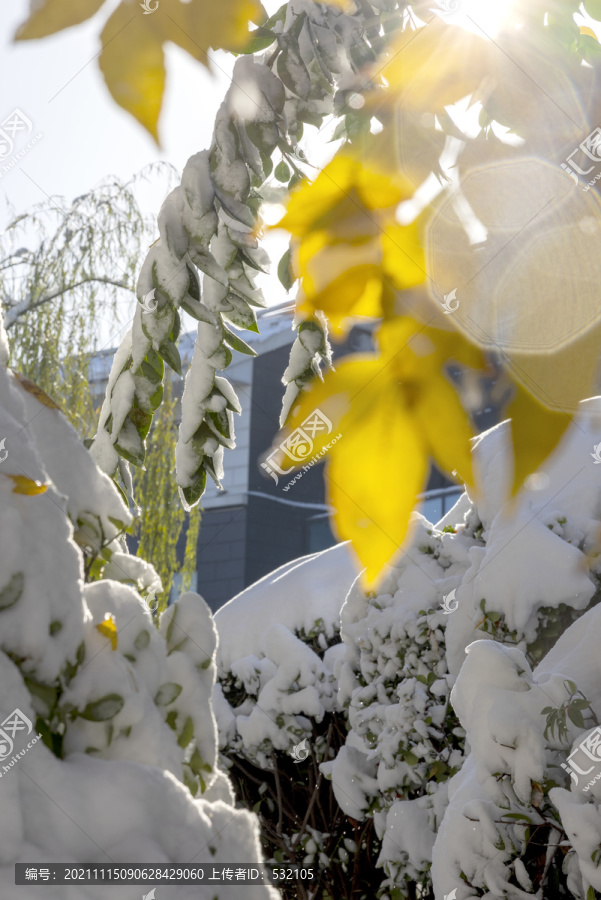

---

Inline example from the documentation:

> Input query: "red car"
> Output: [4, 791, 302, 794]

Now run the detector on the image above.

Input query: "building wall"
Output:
[195, 505, 248, 612]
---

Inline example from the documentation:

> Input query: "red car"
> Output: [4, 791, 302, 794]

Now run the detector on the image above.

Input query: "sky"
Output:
[0, 0, 232, 219]
[0, 0, 290, 351]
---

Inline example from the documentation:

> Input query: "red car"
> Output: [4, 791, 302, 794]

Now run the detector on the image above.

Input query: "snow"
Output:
[214, 542, 358, 772]
[320, 745, 379, 820]
[208, 393, 601, 896]
[311, 397, 601, 896]
[214, 541, 357, 672]
[0, 314, 278, 899]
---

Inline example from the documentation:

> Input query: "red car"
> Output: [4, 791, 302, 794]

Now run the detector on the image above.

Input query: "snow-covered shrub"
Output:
[0, 319, 277, 899]
[213, 544, 386, 898]
[331, 400, 601, 899]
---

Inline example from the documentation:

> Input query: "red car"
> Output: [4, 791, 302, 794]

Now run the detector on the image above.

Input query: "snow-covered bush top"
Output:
[0, 319, 278, 899]
[328, 399, 601, 899]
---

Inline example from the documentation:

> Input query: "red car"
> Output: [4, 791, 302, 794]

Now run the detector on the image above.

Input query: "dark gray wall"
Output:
[196, 505, 247, 612]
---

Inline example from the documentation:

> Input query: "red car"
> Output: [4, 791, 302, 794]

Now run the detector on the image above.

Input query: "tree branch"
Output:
[3, 276, 132, 329]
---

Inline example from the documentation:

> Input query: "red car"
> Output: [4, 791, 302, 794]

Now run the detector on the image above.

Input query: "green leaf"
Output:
[79, 694, 124, 722]
[134, 630, 150, 651]
[0, 572, 24, 611]
[255, 156, 270, 185]
[585, 0, 601, 20]
[129, 403, 152, 440]
[274, 160, 291, 182]
[189, 746, 213, 775]
[49, 620, 62, 636]
[178, 715, 194, 748]
[568, 706, 586, 728]
[330, 119, 347, 142]
[183, 768, 199, 796]
[114, 421, 145, 468]
[207, 409, 232, 442]
[242, 26, 277, 54]
[24, 677, 58, 715]
[165, 604, 178, 645]
[239, 248, 268, 274]
[571, 698, 592, 710]
[223, 292, 260, 330]
[154, 682, 183, 706]
[503, 812, 533, 822]
[180, 467, 207, 508]
[578, 32, 601, 64]
[180, 294, 217, 324]
[222, 325, 257, 356]
[158, 339, 182, 375]
[277, 47, 311, 99]
[277, 247, 295, 291]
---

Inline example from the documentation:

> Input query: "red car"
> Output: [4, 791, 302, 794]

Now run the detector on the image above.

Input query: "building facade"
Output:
[92, 306, 491, 612]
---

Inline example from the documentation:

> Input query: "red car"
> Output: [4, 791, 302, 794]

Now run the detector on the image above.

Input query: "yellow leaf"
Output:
[100, 5, 165, 142]
[412, 372, 476, 491]
[12, 371, 61, 410]
[3, 474, 49, 495]
[326, 382, 428, 588]
[16, 0, 262, 139]
[506, 383, 572, 495]
[277, 154, 412, 238]
[580, 26, 598, 40]
[504, 319, 601, 414]
[165, 0, 262, 60]
[376, 318, 477, 488]
[298, 261, 383, 333]
[272, 316, 481, 585]
[427, 329, 488, 372]
[381, 221, 426, 291]
[377, 20, 487, 112]
[280, 153, 422, 333]
[14, 0, 105, 39]
[282, 356, 390, 449]
[95, 614, 118, 651]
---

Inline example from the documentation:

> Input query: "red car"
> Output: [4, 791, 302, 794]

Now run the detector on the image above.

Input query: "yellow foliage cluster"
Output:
[268, 15, 601, 585]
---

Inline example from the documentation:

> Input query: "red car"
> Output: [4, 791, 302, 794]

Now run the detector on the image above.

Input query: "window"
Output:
[418, 487, 463, 526]
[306, 514, 336, 553]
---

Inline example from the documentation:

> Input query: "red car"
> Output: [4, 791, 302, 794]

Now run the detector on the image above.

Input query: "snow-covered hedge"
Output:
[213, 544, 387, 897]
[328, 399, 601, 899]
[0, 319, 277, 899]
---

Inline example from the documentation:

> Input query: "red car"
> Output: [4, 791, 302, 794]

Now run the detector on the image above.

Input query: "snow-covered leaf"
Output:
[0, 572, 24, 611]
[154, 683, 183, 706]
[79, 694, 125, 721]
[222, 325, 257, 357]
